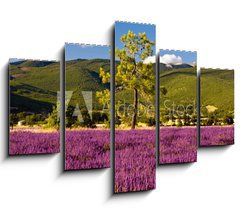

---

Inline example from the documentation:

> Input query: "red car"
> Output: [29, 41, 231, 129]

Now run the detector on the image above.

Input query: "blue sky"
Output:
[160, 49, 197, 64]
[115, 21, 156, 53]
[65, 43, 110, 61]
[9, 58, 25, 63]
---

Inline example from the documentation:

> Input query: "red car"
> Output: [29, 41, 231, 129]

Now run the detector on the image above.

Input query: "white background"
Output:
[0, 0, 239, 216]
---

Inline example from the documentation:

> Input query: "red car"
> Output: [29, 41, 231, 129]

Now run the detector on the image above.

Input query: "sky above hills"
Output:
[9, 58, 25, 63]
[65, 43, 110, 61]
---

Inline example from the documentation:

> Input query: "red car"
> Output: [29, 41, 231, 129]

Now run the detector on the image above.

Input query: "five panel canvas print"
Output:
[7, 21, 235, 193]
[200, 68, 234, 146]
[9, 59, 60, 155]
[114, 21, 156, 193]
[159, 50, 197, 164]
[64, 43, 111, 170]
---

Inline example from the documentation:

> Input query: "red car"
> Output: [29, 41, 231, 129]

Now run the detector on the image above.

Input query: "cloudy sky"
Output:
[160, 49, 197, 65]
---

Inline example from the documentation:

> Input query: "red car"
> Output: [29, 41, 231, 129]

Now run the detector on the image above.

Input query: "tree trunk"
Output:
[131, 88, 138, 129]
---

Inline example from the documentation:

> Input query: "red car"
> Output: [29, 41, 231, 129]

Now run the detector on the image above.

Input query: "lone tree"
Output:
[98, 30, 155, 129]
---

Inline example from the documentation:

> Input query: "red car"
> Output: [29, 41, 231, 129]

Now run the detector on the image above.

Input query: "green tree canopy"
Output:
[98, 30, 155, 129]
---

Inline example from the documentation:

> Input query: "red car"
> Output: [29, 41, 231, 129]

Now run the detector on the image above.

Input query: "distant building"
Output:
[18, 120, 26, 126]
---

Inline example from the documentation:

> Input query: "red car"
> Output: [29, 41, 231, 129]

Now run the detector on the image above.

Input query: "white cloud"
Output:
[160, 54, 182, 65]
[190, 61, 197, 66]
[144, 56, 155, 63]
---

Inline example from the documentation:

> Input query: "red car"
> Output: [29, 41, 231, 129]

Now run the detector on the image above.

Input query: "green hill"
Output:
[160, 67, 197, 110]
[11, 60, 233, 122]
[10, 59, 111, 114]
[65, 59, 110, 110]
[159, 66, 234, 121]
[9, 60, 60, 114]
[200, 68, 234, 117]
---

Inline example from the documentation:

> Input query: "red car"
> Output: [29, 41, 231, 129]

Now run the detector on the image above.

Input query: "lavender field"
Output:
[65, 130, 110, 170]
[63, 126, 233, 191]
[65, 129, 156, 191]
[65, 128, 197, 192]
[160, 127, 197, 164]
[200, 126, 234, 146]
[9, 129, 60, 155]
[115, 129, 156, 193]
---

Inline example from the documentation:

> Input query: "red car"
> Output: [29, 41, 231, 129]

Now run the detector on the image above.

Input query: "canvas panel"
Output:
[114, 21, 156, 193]
[200, 68, 234, 146]
[9, 59, 60, 155]
[159, 49, 197, 164]
[64, 43, 111, 170]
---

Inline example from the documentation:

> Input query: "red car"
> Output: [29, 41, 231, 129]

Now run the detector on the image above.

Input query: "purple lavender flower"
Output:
[200, 126, 234, 146]
[160, 127, 197, 164]
[115, 129, 156, 193]
[10, 130, 60, 155]
[65, 130, 110, 170]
